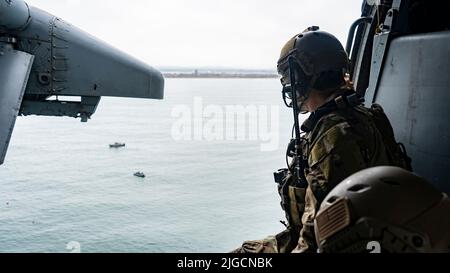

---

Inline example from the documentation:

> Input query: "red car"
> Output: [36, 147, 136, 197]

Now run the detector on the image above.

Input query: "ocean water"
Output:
[0, 79, 301, 253]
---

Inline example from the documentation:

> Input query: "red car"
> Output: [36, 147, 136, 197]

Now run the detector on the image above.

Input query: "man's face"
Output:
[279, 66, 310, 113]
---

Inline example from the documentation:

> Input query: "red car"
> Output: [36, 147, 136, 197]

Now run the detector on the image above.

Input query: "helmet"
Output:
[277, 27, 349, 110]
[314, 166, 450, 253]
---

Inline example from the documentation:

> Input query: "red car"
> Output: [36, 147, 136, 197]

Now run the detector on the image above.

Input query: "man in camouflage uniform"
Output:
[233, 27, 410, 253]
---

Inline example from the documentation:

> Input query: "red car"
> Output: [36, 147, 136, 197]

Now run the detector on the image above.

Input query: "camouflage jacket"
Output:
[294, 94, 409, 252]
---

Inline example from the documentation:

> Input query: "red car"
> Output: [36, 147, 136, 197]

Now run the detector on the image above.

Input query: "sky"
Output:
[26, 0, 364, 70]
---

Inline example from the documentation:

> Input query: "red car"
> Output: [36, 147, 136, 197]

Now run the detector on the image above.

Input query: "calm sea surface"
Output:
[0, 79, 305, 253]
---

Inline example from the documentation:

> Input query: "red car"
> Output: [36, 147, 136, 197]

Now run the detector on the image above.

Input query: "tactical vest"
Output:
[278, 89, 411, 232]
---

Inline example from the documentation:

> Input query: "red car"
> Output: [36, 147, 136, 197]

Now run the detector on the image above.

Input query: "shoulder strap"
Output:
[301, 90, 363, 133]
[357, 104, 412, 171]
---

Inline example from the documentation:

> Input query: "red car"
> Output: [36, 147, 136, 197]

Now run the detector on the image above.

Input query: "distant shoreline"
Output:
[163, 73, 279, 79]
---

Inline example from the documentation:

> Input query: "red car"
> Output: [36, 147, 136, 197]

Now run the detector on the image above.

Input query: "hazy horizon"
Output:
[26, 0, 363, 70]
[157, 66, 277, 72]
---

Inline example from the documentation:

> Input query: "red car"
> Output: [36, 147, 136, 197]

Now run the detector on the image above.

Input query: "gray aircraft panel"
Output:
[0, 0, 30, 30]
[17, 7, 164, 100]
[0, 44, 34, 164]
[373, 31, 450, 194]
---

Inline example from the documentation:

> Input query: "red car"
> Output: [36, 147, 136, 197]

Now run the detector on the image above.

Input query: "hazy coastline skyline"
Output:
[26, 0, 363, 70]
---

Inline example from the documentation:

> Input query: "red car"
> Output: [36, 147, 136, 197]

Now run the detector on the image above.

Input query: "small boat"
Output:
[134, 172, 145, 178]
[109, 142, 125, 148]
